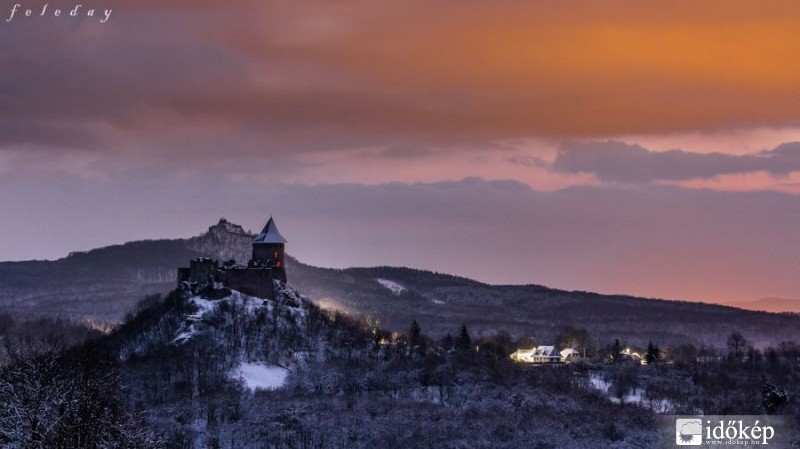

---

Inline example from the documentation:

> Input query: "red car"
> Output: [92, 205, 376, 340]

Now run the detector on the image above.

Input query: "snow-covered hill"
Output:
[103, 281, 665, 449]
[115, 280, 325, 394]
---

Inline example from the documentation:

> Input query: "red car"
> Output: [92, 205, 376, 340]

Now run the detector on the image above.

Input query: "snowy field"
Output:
[375, 278, 406, 295]
[589, 373, 674, 412]
[236, 362, 288, 391]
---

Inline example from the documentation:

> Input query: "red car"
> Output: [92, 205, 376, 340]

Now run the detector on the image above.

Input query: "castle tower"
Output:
[251, 216, 287, 282]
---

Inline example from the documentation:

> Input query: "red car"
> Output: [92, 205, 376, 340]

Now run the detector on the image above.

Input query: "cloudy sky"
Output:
[1, 0, 797, 304]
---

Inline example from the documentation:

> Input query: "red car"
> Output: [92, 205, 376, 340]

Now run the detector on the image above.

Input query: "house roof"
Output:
[560, 348, 580, 357]
[513, 349, 536, 357]
[534, 346, 557, 356]
[252, 217, 287, 244]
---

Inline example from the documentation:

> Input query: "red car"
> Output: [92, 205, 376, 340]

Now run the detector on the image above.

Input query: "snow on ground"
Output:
[587, 373, 674, 412]
[172, 329, 196, 344]
[188, 296, 218, 318]
[375, 278, 406, 295]
[589, 374, 610, 393]
[235, 362, 288, 391]
[589, 374, 639, 403]
[173, 287, 309, 348]
[172, 295, 220, 344]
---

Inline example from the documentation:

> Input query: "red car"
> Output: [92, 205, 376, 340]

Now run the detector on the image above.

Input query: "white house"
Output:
[532, 346, 562, 363]
[511, 345, 565, 364]
[560, 348, 582, 363]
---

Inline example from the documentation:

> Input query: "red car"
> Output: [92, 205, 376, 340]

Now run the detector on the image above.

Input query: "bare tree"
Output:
[0, 346, 162, 449]
[0, 350, 73, 448]
[727, 332, 747, 360]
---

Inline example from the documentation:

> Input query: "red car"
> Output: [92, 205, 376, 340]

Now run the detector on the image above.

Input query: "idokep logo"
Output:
[675, 419, 702, 446]
[662, 415, 791, 448]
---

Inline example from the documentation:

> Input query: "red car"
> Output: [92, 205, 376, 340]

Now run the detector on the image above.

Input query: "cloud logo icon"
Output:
[676, 419, 702, 446]
[681, 421, 702, 435]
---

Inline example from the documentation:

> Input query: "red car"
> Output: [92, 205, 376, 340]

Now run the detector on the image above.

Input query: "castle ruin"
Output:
[177, 217, 287, 299]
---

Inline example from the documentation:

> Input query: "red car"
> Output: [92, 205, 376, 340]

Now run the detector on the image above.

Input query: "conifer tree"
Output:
[455, 325, 471, 352]
[611, 338, 623, 362]
[442, 333, 454, 351]
[645, 341, 661, 365]
[408, 319, 421, 347]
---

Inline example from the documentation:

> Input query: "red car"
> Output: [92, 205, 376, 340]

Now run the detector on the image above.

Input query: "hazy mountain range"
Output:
[0, 218, 797, 348]
[722, 298, 800, 314]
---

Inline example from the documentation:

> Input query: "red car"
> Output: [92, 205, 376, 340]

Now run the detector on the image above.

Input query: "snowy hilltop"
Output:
[117, 280, 320, 389]
[169, 283, 308, 392]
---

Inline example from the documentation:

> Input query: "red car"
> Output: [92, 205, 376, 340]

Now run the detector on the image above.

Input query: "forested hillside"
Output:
[2, 282, 798, 448]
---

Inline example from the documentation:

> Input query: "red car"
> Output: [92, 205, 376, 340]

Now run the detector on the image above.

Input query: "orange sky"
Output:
[232, 0, 799, 138]
[1, 0, 797, 183]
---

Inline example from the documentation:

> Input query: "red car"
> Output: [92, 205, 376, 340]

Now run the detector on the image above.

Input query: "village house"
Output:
[510, 345, 566, 364]
[510, 348, 536, 363]
[560, 348, 582, 363]
[532, 346, 562, 363]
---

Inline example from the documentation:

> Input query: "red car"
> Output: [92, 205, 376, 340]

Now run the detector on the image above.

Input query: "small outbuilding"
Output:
[510, 348, 536, 363]
[560, 348, 582, 363]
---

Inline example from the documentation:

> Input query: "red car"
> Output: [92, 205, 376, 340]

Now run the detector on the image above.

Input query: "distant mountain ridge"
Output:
[185, 218, 252, 263]
[722, 297, 800, 314]
[0, 218, 798, 348]
[0, 219, 252, 320]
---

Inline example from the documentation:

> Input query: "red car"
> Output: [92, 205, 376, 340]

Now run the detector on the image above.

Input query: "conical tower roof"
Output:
[252, 216, 287, 244]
